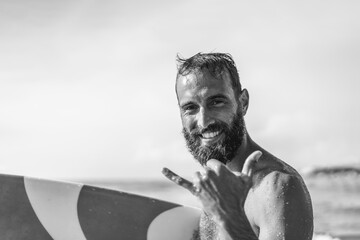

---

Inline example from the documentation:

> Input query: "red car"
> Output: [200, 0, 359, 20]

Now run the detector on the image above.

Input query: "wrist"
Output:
[218, 209, 258, 240]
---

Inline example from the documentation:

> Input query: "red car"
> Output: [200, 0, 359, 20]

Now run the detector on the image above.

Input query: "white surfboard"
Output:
[0, 173, 201, 240]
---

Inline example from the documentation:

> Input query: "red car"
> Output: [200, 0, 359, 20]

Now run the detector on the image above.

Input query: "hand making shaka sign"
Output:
[162, 151, 262, 222]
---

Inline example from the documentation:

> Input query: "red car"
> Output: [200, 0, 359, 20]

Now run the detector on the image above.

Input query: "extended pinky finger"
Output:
[162, 167, 194, 193]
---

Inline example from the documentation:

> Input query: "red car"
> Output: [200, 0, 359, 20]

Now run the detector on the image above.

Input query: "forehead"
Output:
[176, 68, 235, 103]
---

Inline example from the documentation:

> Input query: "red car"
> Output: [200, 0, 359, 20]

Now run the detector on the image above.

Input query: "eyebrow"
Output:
[179, 94, 229, 108]
[207, 94, 229, 101]
[180, 100, 195, 109]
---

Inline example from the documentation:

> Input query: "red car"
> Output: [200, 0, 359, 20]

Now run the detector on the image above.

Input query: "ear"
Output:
[239, 89, 249, 116]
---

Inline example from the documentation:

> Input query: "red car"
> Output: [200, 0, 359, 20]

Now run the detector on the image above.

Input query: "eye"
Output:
[181, 103, 198, 114]
[210, 99, 226, 107]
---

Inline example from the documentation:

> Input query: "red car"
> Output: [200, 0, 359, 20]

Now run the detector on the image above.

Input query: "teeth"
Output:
[202, 131, 220, 139]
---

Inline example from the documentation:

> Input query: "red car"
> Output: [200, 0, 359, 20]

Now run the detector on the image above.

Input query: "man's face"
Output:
[176, 68, 246, 165]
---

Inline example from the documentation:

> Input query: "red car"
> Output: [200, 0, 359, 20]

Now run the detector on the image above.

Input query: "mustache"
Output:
[190, 122, 229, 136]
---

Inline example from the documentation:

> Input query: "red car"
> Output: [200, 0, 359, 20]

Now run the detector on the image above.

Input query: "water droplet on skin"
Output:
[276, 232, 285, 240]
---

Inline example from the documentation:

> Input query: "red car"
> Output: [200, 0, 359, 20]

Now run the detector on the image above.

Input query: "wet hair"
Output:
[176, 52, 242, 96]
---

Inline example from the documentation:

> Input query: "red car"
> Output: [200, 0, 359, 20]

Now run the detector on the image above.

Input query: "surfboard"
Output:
[0, 173, 201, 240]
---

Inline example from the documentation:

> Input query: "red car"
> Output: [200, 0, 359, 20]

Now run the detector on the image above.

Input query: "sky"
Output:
[1, 0, 360, 181]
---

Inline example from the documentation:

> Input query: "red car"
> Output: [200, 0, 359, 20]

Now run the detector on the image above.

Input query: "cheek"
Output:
[181, 115, 194, 131]
[220, 115, 234, 127]
[214, 108, 237, 125]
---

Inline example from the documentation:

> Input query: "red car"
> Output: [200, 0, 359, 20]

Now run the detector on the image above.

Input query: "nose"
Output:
[196, 107, 214, 130]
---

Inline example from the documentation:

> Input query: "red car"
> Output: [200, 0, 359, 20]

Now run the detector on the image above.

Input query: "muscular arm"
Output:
[162, 154, 313, 240]
[209, 171, 313, 240]
[255, 171, 313, 240]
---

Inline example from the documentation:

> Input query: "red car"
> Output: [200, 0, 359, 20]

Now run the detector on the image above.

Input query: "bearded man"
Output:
[162, 53, 313, 240]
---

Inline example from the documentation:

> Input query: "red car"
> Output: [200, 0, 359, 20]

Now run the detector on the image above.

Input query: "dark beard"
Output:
[182, 110, 245, 166]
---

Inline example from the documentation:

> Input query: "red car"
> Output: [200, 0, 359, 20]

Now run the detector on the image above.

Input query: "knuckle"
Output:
[198, 180, 207, 189]
[202, 173, 209, 181]
[204, 168, 211, 176]
[192, 172, 201, 183]
[206, 169, 217, 179]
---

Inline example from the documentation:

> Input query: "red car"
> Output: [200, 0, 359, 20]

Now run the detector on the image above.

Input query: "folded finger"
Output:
[206, 159, 228, 175]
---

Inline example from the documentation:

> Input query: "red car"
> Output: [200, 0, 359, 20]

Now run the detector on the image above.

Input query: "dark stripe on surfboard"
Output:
[78, 185, 180, 240]
[0, 174, 53, 240]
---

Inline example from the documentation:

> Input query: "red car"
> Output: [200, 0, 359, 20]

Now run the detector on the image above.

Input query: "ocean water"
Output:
[85, 167, 360, 240]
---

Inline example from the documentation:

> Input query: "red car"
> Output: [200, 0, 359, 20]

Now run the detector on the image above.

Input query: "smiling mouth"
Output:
[200, 130, 222, 140]
[201, 131, 221, 139]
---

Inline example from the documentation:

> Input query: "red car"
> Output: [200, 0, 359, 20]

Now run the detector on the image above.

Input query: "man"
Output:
[162, 53, 313, 240]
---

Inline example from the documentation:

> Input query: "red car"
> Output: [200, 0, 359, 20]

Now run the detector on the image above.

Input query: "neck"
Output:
[226, 131, 260, 172]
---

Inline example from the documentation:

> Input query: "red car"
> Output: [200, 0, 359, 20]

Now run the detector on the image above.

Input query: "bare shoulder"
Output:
[245, 153, 313, 239]
[251, 152, 310, 196]
[256, 167, 304, 195]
